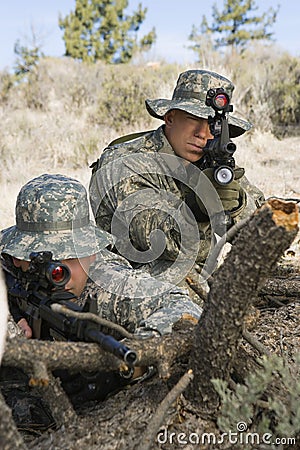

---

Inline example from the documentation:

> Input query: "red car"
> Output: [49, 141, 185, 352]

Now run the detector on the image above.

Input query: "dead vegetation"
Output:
[1, 199, 299, 449]
[0, 56, 300, 449]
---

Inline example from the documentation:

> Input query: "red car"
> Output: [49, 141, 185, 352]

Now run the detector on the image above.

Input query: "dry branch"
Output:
[51, 303, 134, 339]
[0, 321, 196, 440]
[137, 370, 194, 450]
[1, 200, 298, 447]
[2, 316, 195, 384]
[41, 372, 78, 427]
[260, 277, 300, 298]
[2, 339, 125, 381]
[0, 391, 27, 450]
[187, 199, 299, 416]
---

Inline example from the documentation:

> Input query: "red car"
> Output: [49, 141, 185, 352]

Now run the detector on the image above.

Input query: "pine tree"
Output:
[59, 0, 156, 64]
[14, 40, 43, 80]
[189, 0, 279, 54]
[13, 25, 45, 82]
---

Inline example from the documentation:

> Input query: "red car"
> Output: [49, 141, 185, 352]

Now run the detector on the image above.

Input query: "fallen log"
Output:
[2, 339, 122, 383]
[260, 276, 300, 297]
[186, 199, 299, 416]
[1, 199, 298, 447]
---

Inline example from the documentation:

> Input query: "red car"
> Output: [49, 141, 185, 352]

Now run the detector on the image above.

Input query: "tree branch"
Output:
[186, 199, 299, 415]
[137, 370, 194, 450]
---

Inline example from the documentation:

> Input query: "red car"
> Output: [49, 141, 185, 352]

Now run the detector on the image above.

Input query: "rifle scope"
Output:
[205, 88, 233, 113]
[29, 251, 71, 288]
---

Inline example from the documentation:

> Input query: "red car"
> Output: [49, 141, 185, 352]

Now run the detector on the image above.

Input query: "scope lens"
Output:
[227, 142, 236, 154]
[51, 266, 66, 283]
[214, 94, 228, 109]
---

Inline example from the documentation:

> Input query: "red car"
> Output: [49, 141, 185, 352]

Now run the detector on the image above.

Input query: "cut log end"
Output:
[29, 377, 49, 387]
[263, 198, 299, 231]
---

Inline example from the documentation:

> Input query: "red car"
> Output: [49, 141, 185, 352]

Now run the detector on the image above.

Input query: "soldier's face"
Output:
[13, 254, 96, 298]
[62, 255, 96, 297]
[164, 109, 213, 163]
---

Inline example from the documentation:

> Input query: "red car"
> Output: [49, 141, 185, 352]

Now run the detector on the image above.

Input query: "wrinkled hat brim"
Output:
[145, 98, 252, 138]
[0, 223, 114, 261]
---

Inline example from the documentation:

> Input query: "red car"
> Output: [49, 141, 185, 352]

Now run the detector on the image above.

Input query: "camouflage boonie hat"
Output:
[145, 69, 251, 137]
[0, 174, 114, 261]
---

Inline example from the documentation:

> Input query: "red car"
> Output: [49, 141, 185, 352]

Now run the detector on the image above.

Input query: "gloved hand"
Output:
[196, 167, 246, 215]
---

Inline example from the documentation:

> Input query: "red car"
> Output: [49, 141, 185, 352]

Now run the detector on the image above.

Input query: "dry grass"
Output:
[1, 57, 299, 230]
[236, 131, 300, 199]
[2, 124, 299, 231]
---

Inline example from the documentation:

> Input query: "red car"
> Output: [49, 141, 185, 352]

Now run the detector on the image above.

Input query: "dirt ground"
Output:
[1, 133, 300, 450]
[12, 227, 298, 450]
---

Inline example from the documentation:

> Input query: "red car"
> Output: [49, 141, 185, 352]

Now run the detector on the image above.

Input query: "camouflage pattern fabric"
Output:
[90, 126, 265, 274]
[76, 250, 202, 337]
[1, 172, 202, 339]
[6, 313, 25, 339]
[0, 173, 114, 261]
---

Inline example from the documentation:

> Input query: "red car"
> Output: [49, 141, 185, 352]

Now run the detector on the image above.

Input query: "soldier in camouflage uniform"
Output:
[1, 173, 201, 339]
[0, 173, 202, 426]
[89, 69, 265, 293]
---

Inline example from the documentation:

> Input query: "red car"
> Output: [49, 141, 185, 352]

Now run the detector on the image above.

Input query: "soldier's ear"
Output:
[164, 110, 175, 126]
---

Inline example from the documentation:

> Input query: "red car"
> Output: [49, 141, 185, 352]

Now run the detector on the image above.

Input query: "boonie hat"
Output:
[145, 69, 251, 137]
[0, 174, 114, 261]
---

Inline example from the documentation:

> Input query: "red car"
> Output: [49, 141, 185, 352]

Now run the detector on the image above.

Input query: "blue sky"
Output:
[1, 0, 299, 71]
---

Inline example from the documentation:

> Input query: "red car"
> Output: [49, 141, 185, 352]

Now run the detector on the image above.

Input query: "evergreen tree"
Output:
[14, 40, 43, 80]
[189, 0, 279, 55]
[59, 0, 156, 64]
[13, 26, 45, 81]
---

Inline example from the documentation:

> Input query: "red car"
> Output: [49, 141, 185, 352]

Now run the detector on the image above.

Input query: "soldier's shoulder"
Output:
[103, 129, 161, 159]
[90, 127, 166, 173]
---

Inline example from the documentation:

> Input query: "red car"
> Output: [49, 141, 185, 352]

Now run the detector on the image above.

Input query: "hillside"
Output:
[0, 57, 299, 449]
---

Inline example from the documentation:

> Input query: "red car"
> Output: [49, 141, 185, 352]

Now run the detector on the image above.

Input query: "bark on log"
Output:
[2, 318, 195, 383]
[186, 199, 299, 415]
[260, 277, 300, 297]
[1, 199, 298, 446]
[2, 339, 125, 382]
[0, 392, 27, 450]
[1, 321, 195, 436]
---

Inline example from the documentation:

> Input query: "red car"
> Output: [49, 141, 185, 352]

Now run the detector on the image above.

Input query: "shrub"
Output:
[213, 354, 300, 449]
[92, 63, 179, 132]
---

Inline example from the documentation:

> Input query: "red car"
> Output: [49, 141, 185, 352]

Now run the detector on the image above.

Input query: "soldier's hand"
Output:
[18, 318, 32, 339]
[196, 167, 246, 214]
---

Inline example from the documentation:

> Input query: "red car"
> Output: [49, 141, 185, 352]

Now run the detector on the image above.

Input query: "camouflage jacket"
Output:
[3, 251, 202, 339]
[90, 126, 264, 267]
[77, 250, 202, 337]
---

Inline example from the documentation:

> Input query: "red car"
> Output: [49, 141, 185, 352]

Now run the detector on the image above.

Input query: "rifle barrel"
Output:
[85, 328, 137, 367]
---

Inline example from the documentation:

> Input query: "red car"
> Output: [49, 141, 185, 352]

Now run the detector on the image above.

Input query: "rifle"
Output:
[201, 88, 237, 233]
[202, 87, 236, 185]
[5, 251, 137, 368]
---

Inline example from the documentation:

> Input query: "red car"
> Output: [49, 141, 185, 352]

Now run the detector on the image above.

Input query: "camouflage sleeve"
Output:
[90, 154, 196, 262]
[88, 250, 202, 337]
[234, 174, 265, 222]
[115, 177, 198, 261]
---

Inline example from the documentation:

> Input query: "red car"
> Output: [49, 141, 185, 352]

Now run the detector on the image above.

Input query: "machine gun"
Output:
[6, 251, 137, 368]
[202, 87, 236, 185]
